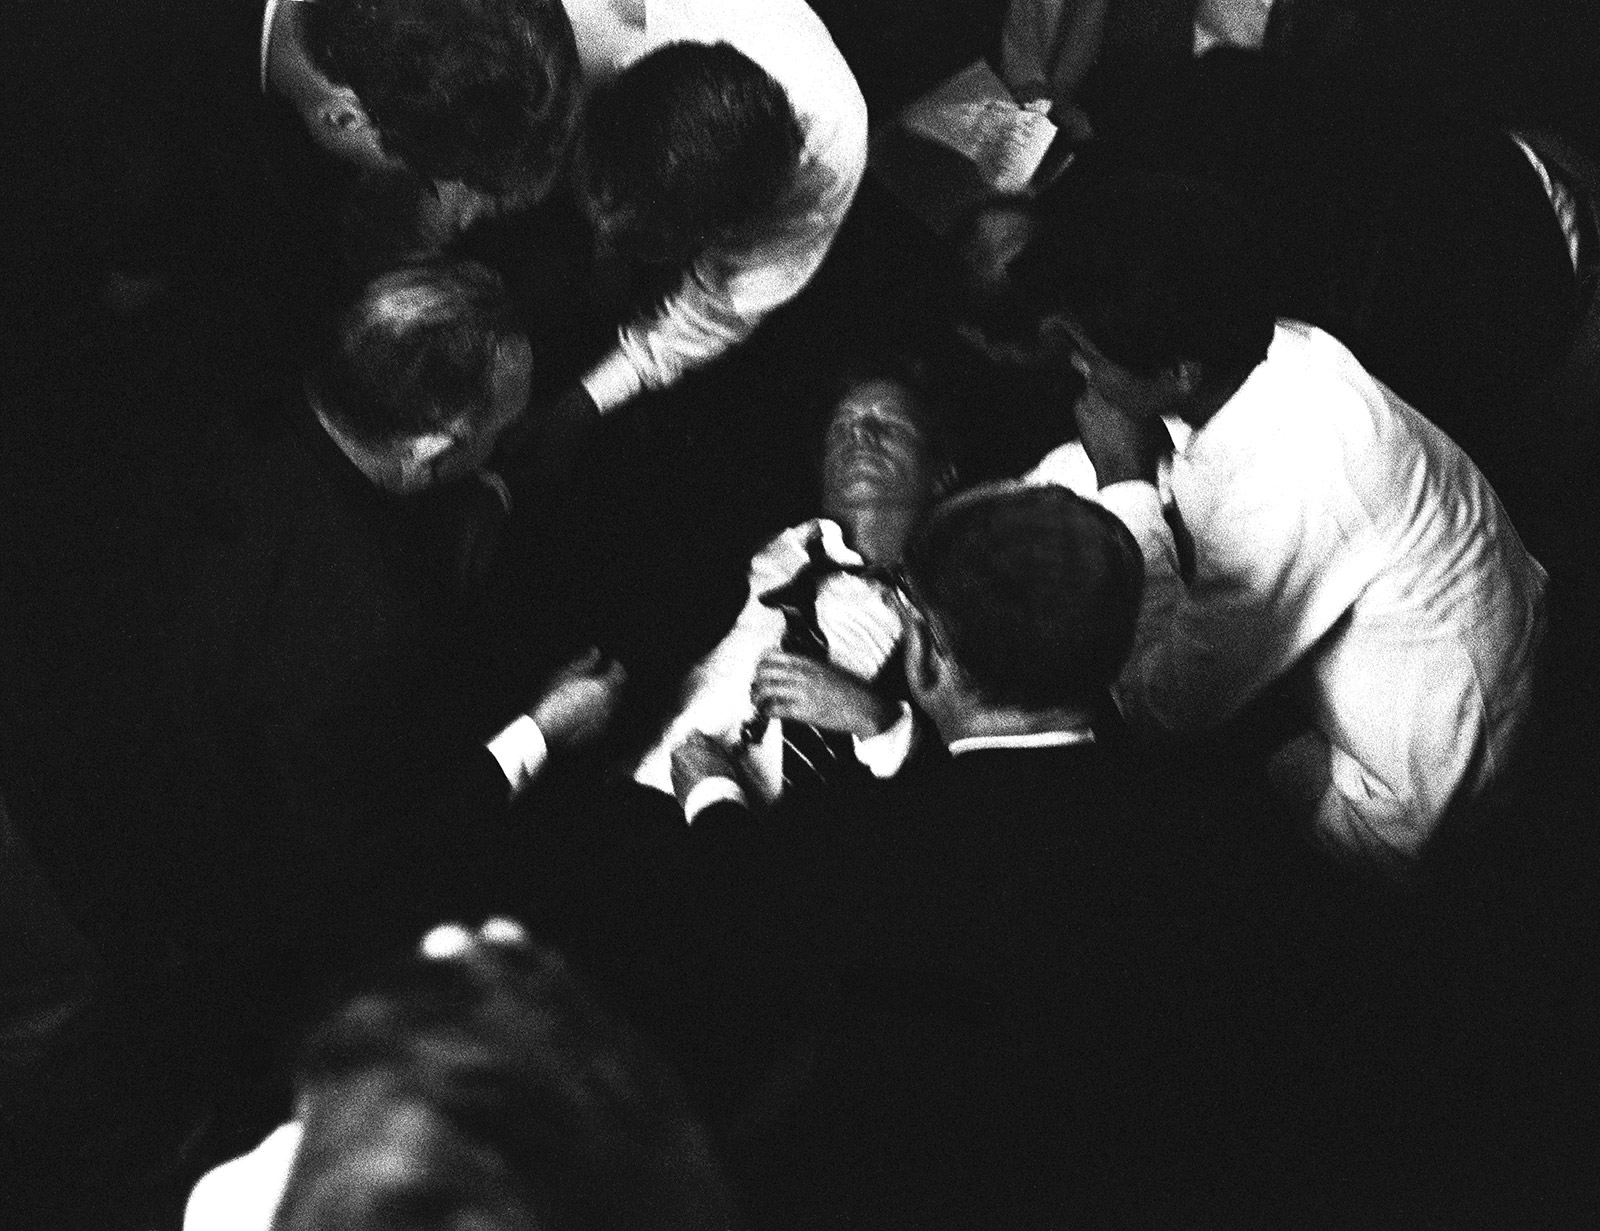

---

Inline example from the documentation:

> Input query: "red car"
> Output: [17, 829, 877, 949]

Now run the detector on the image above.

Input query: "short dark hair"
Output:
[276, 939, 736, 1231]
[313, 0, 582, 196]
[902, 483, 1144, 711]
[314, 259, 521, 446]
[1012, 175, 1277, 380]
[577, 41, 803, 257]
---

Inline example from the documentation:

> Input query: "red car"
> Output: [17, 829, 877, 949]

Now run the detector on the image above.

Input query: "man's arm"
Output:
[581, 117, 866, 412]
[1096, 468, 1352, 734]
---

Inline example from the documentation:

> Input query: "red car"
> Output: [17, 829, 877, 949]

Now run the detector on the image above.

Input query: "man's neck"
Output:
[1179, 366, 1254, 432]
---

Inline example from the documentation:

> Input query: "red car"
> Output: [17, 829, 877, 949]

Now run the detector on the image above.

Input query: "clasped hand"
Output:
[751, 650, 895, 739]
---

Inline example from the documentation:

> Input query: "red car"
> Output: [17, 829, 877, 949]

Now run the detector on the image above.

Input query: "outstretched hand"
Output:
[530, 647, 628, 753]
[752, 650, 896, 739]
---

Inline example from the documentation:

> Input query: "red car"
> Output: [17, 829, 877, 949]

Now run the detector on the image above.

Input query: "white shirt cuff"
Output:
[581, 346, 644, 416]
[684, 777, 748, 824]
[853, 701, 916, 779]
[486, 714, 549, 800]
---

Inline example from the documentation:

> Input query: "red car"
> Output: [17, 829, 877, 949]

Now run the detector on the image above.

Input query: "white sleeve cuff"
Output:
[581, 345, 644, 416]
[486, 714, 549, 800]
[685, 777, 748, 824]
[853, 701, 916, 779]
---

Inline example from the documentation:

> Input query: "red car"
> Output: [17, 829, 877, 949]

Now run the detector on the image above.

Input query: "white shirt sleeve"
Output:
[581, 143, 864, 412]
[486, 714, 550, 799]
[580, 0, 868, 413]
[1098, 453, 1352, 734]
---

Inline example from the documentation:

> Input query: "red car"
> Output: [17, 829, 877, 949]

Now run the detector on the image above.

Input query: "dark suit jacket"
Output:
[625, 741, 1267, 1229]
[148, 395, 527, 950]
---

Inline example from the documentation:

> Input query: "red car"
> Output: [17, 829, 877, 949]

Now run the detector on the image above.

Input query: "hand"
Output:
[1074, 384, 1172, 488]
[530, 647, 628, 753]
[670, 731, 741, 808]
[752, 651, 896, 739]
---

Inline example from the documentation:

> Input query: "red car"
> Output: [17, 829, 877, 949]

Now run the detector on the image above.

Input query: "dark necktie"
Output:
[756, 532, 863, 799]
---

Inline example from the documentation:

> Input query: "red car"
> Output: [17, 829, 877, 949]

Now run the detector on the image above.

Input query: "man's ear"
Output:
[902, 615, 945, 705]
[1170, 359, 1205, 396]
[317, 85, 371, 134]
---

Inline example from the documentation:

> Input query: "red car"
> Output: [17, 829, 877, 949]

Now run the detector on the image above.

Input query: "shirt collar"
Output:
[947, 729, 1095, 756]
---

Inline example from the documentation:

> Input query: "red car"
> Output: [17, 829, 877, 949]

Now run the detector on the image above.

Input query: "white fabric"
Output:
[1094, 322, 1548, 864]
[485, 713, 550, 799]
[185, 1121, 302, 1231]
[948, 728, 1094, 756]
[574, 0, 868, 412]
[633, 518, 903, 804]
[1026, 414, 1192, 501]
[684, 775, 748, 822]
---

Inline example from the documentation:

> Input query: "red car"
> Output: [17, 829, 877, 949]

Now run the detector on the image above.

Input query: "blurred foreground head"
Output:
[272, 921, 737, 1231]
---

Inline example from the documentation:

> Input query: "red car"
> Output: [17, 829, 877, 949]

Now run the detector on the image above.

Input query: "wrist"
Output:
[849, 694, 898, 740]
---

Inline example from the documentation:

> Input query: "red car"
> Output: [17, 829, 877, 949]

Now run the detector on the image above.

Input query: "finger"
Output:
[600, 657, 628, 687]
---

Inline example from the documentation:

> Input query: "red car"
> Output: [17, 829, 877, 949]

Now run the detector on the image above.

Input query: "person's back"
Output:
[1011, 175, 1549, 869]
[1142, 320, 1548, 860]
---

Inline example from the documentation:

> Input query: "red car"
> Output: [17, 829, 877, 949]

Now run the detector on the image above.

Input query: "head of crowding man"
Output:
[301, 0, 582, 210]
[310, 258, 532, 495]
[267, 919, 737, 1231]
[1009, 175, 1277, 428]
[576, 40, 804, 267]
[893, 482, 1144, 742]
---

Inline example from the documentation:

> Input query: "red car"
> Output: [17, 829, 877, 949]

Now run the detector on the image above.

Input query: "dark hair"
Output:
[314, 259, 521, 445]
[1012, 175, 1277, 380]
[902, 483, 1144, 710]
[313, 0, 581, 197]
[275, 939, 737, 1231]
[577, 41, 803, 258]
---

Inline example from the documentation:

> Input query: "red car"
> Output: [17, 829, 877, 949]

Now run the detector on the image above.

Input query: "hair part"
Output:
[313, 0, 582, 195]
[315, 258, 520, 446]
[902, 483, 1144, 711]
[1012, 174, 1277, 381]
[578, 41, 803, 255]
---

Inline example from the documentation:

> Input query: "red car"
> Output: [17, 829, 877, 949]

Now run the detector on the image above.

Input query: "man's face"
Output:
[821, 380, 939, 511]
[1047, 318, 1189, 422]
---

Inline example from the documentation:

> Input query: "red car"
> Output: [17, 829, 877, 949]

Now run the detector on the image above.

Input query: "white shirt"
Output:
[633, 517, 909, 812]
[185, 1121, 302, 1231]
[1093, 322, 1547, 862]
[263, 0, 868, 416]
[571, 0, 868, 412]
